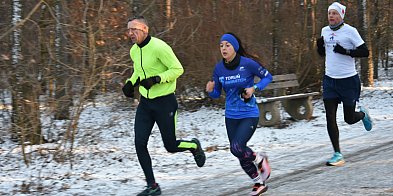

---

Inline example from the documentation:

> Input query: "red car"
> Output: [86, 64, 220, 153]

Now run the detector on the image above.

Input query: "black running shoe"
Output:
[191, 138, 206, 167]
[137, 183, 161, 196]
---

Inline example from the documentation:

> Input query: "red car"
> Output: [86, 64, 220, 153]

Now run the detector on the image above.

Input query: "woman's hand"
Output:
[241, 87, 255, 99]
[206, 81, 215, 93]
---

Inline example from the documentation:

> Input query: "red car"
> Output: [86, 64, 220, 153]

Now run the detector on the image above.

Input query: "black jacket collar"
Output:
[137, 35, 151, 48]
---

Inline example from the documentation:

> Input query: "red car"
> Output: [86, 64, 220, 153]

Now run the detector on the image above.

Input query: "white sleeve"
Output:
[350, 28, 365, 48]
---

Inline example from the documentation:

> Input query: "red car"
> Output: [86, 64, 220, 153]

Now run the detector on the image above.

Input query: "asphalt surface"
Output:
[163, 130, 393, 196]
[227, 140, 393, 196]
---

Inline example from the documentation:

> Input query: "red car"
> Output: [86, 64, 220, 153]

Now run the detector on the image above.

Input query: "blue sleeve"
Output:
[208, 68, 222, 99]
[251, 62, 273, 90]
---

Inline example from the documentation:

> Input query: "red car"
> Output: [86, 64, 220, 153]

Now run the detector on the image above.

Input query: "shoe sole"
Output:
[326, 159, 345, 166]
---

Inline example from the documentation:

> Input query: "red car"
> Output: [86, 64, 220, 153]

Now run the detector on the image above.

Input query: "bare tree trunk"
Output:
[212, 0, 217, 22]
[383, 0, 392, 70]
[82, 0, 89, 72]
[10, 0, 22, 142]
[272, 0, 280, 72]
[358, 0, 374, 87]
[38, 2, 51, 96]
[81, 0, 96, 101]
[365, 0, 374, 86]
[297, 0, 310, 81]
[11, 0, 43, 152]
[369, 0, 379, 80]
[298, 0, 320, 90]
[166, 0, 174, 30]
[54, 0, 72, 120]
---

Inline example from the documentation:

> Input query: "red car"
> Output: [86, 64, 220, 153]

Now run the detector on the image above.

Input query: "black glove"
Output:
[333, 43, 350, 56]
[122, 80, 134, 98]
[239, 88, 251, 103]
[316, 37, 325, 57]
[140, 76, 161, 90]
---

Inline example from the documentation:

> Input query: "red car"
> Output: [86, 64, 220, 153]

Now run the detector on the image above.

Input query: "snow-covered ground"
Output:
[1, 69, 392, 195]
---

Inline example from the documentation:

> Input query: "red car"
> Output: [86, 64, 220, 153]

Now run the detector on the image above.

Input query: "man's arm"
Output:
[317, 37, 326, 57]
[334, 43, 369, 58]
[156, 42, 184, 82]
[349, 43, 369, 57]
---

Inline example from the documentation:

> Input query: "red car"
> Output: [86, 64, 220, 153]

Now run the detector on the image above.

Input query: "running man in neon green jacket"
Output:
[126, 24, 183, 99]
[122, 16, 206, 196]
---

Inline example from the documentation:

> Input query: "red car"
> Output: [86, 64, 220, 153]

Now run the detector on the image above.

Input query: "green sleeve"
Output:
[127, 47, 140, 85]
[129, 72, 139, 85]
[156, 42, 184, 83]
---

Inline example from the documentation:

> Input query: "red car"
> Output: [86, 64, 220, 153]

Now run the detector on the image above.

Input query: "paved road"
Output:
[226, 140, 393, 196]
[163, 132, 393, 196]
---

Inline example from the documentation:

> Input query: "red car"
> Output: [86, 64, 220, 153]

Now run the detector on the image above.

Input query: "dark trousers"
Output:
[323, 101, 365, 153]
[322, 74, 365, 153]
[225, 117, 259, 180]
[322, 74, 361, 105]
[134, 93, 196, 186]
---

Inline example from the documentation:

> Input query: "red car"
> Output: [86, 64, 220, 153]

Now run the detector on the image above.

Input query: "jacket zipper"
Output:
[139, 47, 149, 98]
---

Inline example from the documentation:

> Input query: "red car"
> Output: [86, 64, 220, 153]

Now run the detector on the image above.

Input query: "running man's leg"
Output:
[343, 104, 364, 124]
[339, 74, 364, 125]
[153, 94, 206, 167]
[153, 94, 196, 152]
[134, 98, 156, 186]
[324, 99, 346, 166]
[322, 75, 342, 153]
[324, 99, 340, 153]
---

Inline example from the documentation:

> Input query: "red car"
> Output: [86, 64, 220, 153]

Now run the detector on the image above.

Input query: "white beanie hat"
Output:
[328, 2, 346, 19]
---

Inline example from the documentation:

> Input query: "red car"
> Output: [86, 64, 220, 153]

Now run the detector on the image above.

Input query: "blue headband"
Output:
[220, 34, 239, 52]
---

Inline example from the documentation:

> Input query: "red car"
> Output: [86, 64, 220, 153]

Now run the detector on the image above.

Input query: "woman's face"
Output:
[220, 41, 236, 62]
[328, 9, 343, 26]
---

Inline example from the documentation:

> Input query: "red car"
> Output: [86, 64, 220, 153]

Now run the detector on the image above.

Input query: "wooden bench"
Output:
[255, 74, 319, 127]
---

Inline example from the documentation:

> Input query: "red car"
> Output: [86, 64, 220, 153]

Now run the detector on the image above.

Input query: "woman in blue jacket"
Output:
[206, 33, 273, 196]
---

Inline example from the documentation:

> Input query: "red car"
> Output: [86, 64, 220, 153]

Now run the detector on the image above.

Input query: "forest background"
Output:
[0, 0, 392, 160]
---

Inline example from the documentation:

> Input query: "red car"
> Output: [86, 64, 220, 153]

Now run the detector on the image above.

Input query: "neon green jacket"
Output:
[128, 36, 184, 99]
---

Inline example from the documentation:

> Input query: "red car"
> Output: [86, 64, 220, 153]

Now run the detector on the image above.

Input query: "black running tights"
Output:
[323, 99, 365, 153]
[134, 94, 196, 186]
